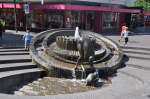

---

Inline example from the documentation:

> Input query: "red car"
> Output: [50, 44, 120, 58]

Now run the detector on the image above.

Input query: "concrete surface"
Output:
[0, 27, 150, 99]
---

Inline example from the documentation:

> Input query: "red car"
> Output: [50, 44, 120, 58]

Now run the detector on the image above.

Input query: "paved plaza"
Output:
[0, 27, 150, 99]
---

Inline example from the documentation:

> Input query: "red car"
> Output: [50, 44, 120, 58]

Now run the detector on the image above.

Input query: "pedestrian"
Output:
[118, 24, 127, 42]
[23, 30, 32, 50]
[122, 27, 129, 46]
[0, 23, 3, 40]
[0, 19, 5, 40]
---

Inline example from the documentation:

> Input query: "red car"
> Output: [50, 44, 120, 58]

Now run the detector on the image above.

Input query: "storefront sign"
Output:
[24, 4, 29, 14]
[76, 0, 133, 6]
[0, 3, 22, 9]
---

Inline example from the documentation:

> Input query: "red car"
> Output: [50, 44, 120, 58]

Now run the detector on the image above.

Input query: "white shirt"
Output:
[123, 31, 128, 38]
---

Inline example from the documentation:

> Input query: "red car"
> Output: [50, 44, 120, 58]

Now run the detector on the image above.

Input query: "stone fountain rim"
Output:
[30, 29, 124, 72]
[0, 29, 124, 98]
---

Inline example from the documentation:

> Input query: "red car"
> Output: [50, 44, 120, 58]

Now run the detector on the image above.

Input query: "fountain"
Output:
[26, 27, 124, 95]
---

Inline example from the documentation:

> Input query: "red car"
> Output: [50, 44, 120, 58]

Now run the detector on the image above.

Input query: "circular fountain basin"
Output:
[30, 29, 124, 78]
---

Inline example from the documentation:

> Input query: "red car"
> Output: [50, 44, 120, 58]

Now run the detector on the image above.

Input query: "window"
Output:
[103, 13, 115, 29]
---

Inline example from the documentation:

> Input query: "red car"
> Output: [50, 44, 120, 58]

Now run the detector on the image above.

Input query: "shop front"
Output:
[27, 10, 64, 31]
[0, 2, 141, 33]
[0, 3, 23, 30]
[144, 11, 150, 26]
[29, 3, 141, 33]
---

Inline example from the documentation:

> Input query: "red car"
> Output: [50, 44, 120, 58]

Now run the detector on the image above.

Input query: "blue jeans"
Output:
[24, 40, 30, 49]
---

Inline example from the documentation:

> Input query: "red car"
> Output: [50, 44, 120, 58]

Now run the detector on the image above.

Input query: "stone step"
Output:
[0, 48, 26, 52]
[122, 46, 150, 64]
[121, 46, 150, 51]
[0, 52, 29, 56]
[125, 53, 150, 60]
[0, 68, 44, 78]
[125, 58, 150, 70]
[0, 62, 37, 72]
[0, 68, 45, 93]
[0, 59, 31, 64]
[0, 47, 29, 55]
[0, 55, 31, 64]
[122, 49, 150, 55]
[122, 47, 150, 60]
[0, 47, 24, 49]
[127, 64, 150, 71]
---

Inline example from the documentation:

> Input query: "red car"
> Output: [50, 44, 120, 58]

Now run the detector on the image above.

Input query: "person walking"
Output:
[23, 30, 32, 50]
[122, 27, 129, 46]
[0, 22, 3, 40]
[0, 19, 5, 40]
[118, 24, 127, 42]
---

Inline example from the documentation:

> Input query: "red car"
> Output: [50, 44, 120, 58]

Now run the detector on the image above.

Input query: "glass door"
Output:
[85, 12, 95, 30]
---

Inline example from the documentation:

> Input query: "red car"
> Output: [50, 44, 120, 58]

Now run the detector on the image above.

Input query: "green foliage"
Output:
[0, 20, 4, 29]
[134, 0, 150, 11]
[16, 0, 23, 2]
[144, 0, 150, 3]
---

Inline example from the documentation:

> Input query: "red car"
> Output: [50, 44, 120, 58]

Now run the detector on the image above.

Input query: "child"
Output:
[23, 30, 32, 50]
[119, 25, 127, 42]
[122, 27, 129, 46]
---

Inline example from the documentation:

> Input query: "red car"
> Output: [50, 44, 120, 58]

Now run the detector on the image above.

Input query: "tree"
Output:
[16, 0, 23, 2]
[144, 0, 150, 3]
[134, 0, 150, 11]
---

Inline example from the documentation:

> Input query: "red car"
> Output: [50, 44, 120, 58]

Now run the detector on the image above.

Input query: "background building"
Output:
[0, 0, 142, 33]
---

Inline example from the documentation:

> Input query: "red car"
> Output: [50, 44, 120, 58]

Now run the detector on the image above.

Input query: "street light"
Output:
[23, 3, 29, 31]
[13, 0, 17, 32]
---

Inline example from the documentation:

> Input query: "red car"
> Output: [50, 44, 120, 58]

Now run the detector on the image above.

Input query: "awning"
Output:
[0, 3, 22, 9]
[30, 4, 141, 13]
[144, 11, 150, 16]
[0, 3, 141, 13]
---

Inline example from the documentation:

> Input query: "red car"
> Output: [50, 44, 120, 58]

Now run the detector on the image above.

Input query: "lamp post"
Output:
[23, 2, 29, 31]
[14, 0, 17, 32]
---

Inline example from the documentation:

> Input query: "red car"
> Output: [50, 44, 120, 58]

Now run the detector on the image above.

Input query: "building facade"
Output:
[144, 11, 150, 26]
[0, 0, 142, 33]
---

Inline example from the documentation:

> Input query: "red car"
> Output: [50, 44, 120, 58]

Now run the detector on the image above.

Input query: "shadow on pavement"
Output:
[0, 32, 33, 48]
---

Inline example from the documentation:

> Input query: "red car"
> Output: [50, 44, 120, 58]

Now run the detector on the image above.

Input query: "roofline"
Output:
[0, 0, 130, 7]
